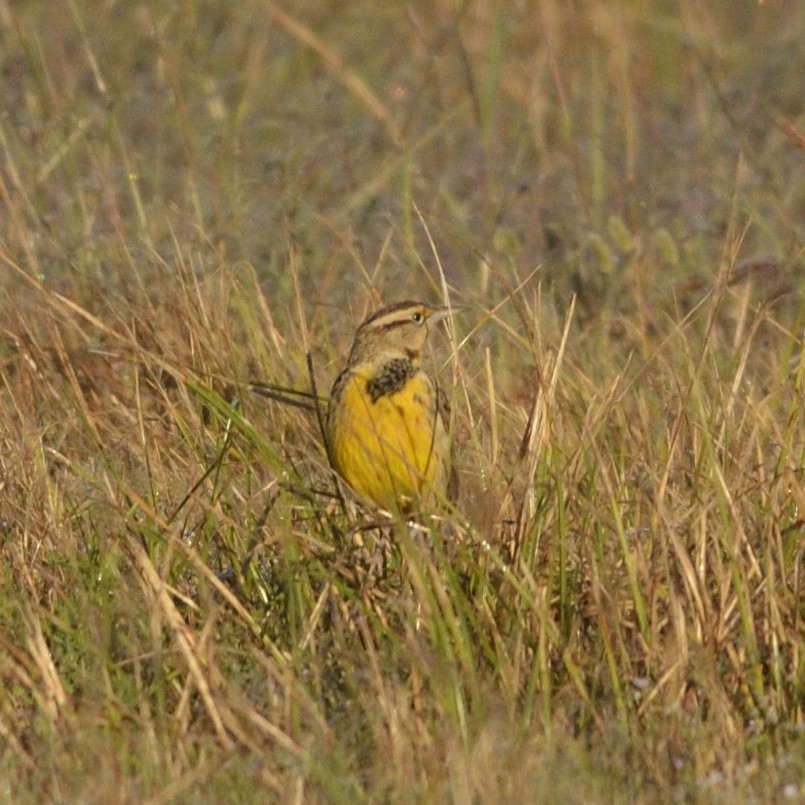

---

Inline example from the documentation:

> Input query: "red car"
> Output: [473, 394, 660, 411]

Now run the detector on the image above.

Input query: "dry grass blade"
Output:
[123, 534, 233, 745]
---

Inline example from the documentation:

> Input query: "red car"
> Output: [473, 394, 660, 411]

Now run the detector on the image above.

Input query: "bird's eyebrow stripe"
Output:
[374, 318, 414, 333]
[361, 301, 422, 327]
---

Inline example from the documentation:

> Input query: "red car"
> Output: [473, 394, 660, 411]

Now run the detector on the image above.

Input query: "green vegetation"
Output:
[1, 1, 804, 801]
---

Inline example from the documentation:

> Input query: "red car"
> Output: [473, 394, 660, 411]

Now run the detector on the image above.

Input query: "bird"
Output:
[325, 300, 457, 511]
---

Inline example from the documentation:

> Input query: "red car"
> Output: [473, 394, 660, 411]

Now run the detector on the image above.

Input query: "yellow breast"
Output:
[326, 365, 448, 509]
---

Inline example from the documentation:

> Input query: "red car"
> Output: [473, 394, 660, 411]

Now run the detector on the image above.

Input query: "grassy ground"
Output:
[1, 1, 804, 802]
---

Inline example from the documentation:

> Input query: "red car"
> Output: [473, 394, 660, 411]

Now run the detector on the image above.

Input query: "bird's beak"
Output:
[428, 305, 463, 325]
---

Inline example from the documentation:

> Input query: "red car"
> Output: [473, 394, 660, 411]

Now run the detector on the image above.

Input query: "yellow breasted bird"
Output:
[326, 301, 457, 510]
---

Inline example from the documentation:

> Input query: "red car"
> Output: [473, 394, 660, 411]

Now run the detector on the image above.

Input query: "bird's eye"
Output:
[411, 311, 423, 324]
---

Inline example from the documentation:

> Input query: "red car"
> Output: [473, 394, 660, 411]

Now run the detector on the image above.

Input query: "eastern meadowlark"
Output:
[326, 301, 457, 510]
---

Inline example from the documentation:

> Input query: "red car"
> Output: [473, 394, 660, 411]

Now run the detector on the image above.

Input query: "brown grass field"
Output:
[1, 1, 804, 801]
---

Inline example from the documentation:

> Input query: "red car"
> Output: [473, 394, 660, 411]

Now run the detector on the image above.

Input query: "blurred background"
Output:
[2, 0, 803, 331]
